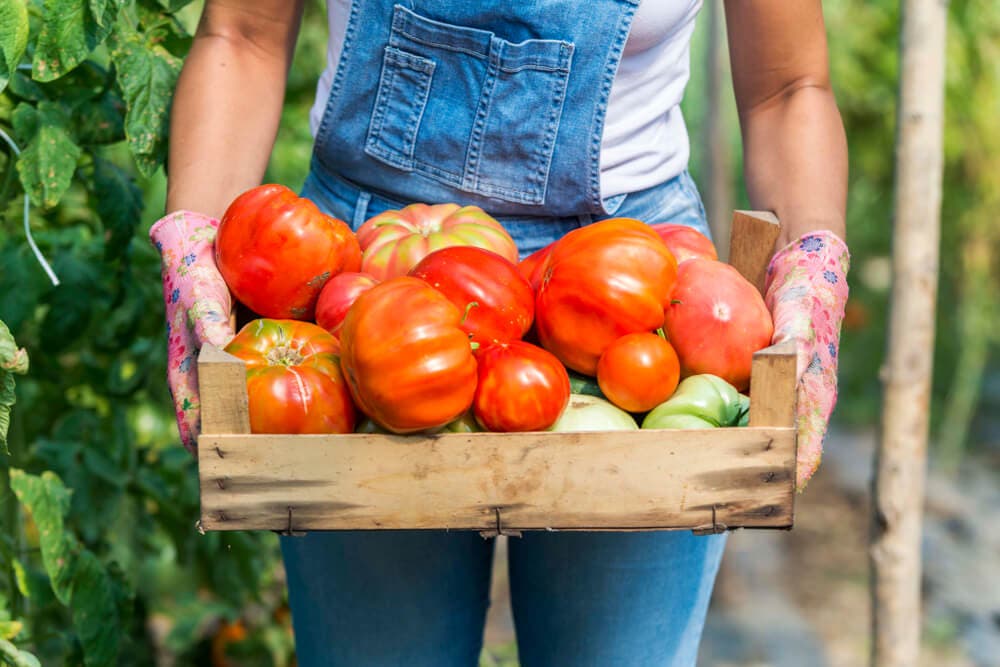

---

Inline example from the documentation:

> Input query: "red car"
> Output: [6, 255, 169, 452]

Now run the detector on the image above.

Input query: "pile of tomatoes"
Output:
[214, 184, 773, 436]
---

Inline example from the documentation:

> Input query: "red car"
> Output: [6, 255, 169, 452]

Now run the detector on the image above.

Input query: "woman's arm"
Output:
[724, 0, 847, 246]
[166, 0, 306, 218]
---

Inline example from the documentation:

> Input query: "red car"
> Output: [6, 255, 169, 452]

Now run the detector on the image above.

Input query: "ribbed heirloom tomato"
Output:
[355, 203, 519, 280]
[409, 246, 534, 347]
[314, 272, 380, 339]
[339, 276, 478, 433]
[649, 223, 718, 263]
[534, 218, 679, 375]
[215, 184, 361, 320]
[224, 319, 355, 434]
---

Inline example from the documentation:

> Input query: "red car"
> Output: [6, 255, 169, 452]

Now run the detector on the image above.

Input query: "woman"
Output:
[152, 1, 850, 664]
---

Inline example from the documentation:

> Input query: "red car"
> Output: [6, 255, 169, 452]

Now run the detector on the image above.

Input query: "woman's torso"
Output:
[309, 0, 702, 199]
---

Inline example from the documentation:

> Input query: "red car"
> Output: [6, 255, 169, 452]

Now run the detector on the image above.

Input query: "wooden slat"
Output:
[728, 210, 781, 295]
[198, 427, 795, 533]
[198, 345, 250, 435]
[749, 341, 799, 430]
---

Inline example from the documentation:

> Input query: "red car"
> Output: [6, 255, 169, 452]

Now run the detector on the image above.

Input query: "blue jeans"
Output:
[284, 169, 726, 666]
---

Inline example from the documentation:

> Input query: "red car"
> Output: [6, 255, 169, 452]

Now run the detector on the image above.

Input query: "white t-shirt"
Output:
[309, 0, 702, 199]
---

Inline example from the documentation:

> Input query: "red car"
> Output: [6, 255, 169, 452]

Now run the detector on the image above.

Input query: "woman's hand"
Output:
[764, 232, 850, 489]
[151, 211, 236, 452]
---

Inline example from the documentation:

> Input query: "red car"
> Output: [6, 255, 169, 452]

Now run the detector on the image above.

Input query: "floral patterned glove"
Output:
[150, 211, 236, 452]
[763, 231, 850, 490]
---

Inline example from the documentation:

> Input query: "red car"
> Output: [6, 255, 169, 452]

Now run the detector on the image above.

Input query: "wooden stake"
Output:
[871, 0, 946, 664]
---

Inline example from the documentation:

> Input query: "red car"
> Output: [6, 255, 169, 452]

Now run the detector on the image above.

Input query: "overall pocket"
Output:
[364, 5, 574, 205]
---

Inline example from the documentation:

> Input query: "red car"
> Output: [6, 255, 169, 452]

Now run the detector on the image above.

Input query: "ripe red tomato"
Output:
[216, 184, 361, 320]
[355, 203, 519, 280]
[649, 223, 718, 263]
[339, 276, 478, 433]
[518, 242, 555, 292]
[409, 246, 534, 347]
[315, 272, 379, 339]
[663, 258, 774, 391]
[596, 332, 681, 413]
[224, 319, 356, 434]
[473, 341, 570, 432]
[535, 218, 678, 375]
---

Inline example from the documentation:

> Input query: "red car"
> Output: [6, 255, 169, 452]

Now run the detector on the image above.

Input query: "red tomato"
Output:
[663, 258, 774, 391]
[535, 218, 678, 375]
[518, 242, 555, 292]
[473, 341, 570, 432]
[355, 203, 519, 280]
[216, 184, 361, 320]
[339, 276, 478, 433]
[224, 319, 356, 434]
[596, 332, 681, 413]
[409, 246, 534, 347]
[315, 272, 379, 339]
[650, 223, 718, 263]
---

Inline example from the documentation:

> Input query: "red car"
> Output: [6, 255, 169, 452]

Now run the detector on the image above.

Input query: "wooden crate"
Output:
[196, 211, 797, 535]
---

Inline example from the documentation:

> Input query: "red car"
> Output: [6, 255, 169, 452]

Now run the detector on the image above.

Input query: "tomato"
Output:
[473, 341, 570, 432]
[649, 223, 718, 263]
[409, 246, 534, 347]
[663, 258, 773, 391]
[548, 394, 639, 432]
[339, 276, 478, 433]
[224, 319, 355, 434]
[216, 184, 361, 320]
[596, 332, 680, 413]
[315, 272, 379, 339]
[641, 374, 750, 429]
[518, 242, 555, 291]
[534, 218, 678, 375]
[355, 203, 519, 280]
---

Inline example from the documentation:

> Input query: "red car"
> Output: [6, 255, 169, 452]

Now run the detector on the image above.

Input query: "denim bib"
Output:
[310, 0, 641, 217]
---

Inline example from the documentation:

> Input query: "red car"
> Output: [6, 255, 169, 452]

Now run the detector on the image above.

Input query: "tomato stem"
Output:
[655, 327, 667, 340]
[461, 301, 479, 325]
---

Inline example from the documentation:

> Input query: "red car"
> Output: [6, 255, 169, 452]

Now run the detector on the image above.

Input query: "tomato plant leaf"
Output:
[0, 320, 27, 454]
[39, 251, 100, 353]
[8, 470, 121, 666]
[13, 101, 82, 209]
[32, 0, 119, 82]
[74, 92, 126, 145]
[0, 0, 29, 94]
[90, 157, 142, 259]
[110, 35, 180, 177]
[0, 639, 41, 667]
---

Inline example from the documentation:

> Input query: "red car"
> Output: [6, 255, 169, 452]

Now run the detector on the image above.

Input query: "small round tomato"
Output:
[216, 184, 361, 320]
[224, 319, 356, 434]
[355, 203, 519, 280]
[315, 272, 380, 338]
[473, 341, 570, 432]
[597, 332, 680, 413]
[409, 246, 534, 346]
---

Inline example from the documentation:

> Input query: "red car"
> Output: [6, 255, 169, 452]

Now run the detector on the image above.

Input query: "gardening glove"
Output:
[150, 211, 236, 452]
[763, 231, 850, 490]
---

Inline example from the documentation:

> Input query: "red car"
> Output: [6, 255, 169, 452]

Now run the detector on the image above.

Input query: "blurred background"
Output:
[0, 0, 997, 665]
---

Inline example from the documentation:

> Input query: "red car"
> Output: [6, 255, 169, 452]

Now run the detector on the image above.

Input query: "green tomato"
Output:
[641, 374, 748, 429]
[548, 394, 639, 432]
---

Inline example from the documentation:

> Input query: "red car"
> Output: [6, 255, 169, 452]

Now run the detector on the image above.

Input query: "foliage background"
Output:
[0, 0, 997, 664]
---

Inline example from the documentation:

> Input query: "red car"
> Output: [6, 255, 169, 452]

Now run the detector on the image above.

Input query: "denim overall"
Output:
[287, 1, 725, 665]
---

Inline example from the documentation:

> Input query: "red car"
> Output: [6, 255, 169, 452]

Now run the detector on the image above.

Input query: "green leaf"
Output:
[90, 156, 142, 259]
[0, 320, 27, 454]
[0, 639, 41, 667]
[0, 620, 22, 641]
[0, 0, 29, 94]
[74, 92, 126, 145]
[39, 251, 101, 353]
[111, 36, 181, 177]
[8, 470, 121, 666]
[32, 0, 119, 82]
[13, 101, 82, 208]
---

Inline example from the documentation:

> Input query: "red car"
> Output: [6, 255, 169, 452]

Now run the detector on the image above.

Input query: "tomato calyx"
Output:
[264, 343, 306, 367]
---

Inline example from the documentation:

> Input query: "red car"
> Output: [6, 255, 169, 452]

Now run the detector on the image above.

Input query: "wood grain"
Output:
[749, 341, 799, 430]
[198, 427, 796, 532]
[198, 345, 250, 435]
[728, 210, 781, 294]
